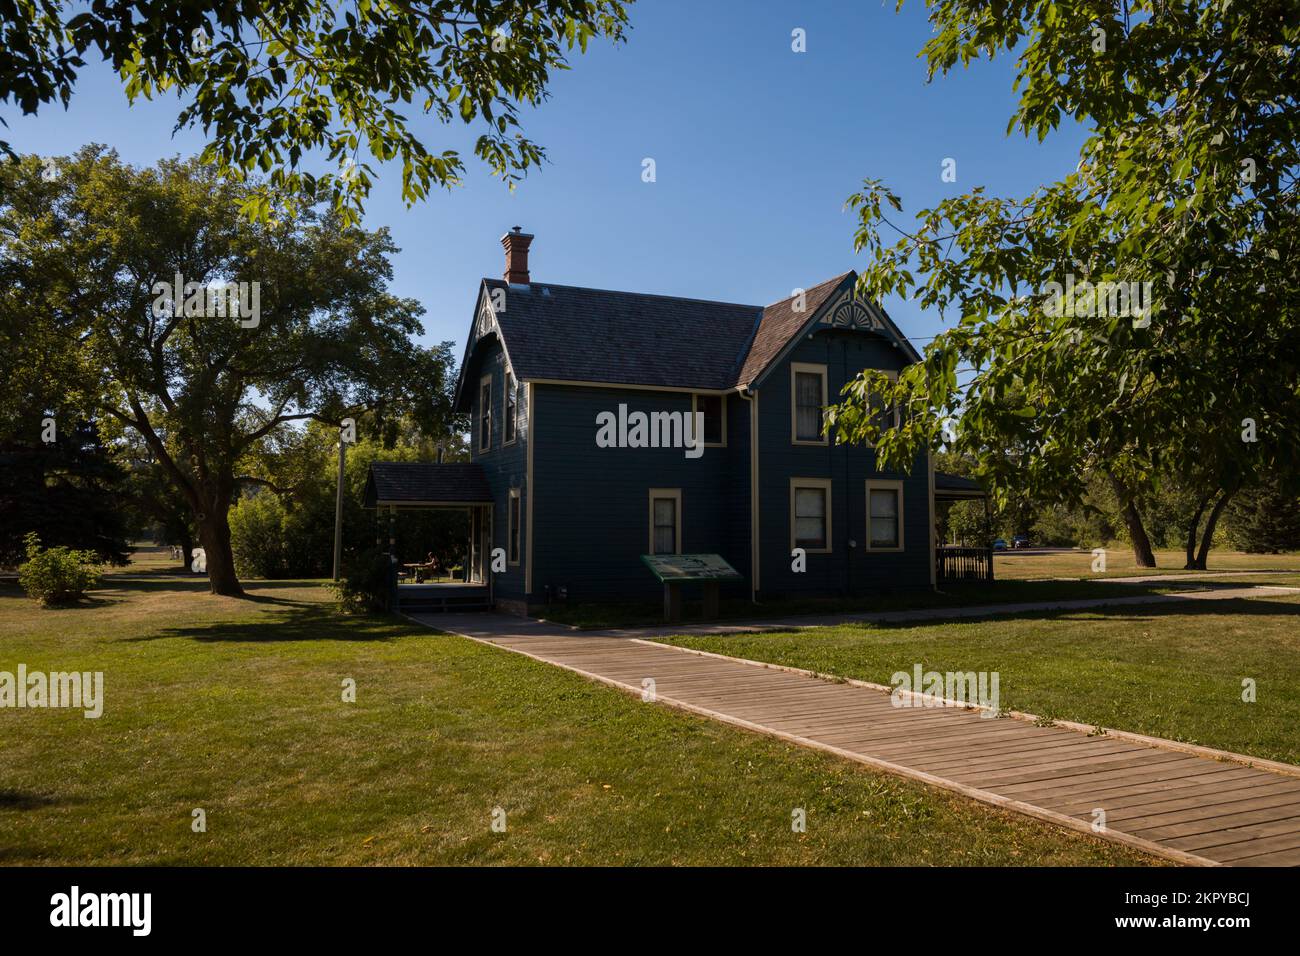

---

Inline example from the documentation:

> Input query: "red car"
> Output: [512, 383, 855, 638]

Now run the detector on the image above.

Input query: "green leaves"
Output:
[832, 1, 1299, 534]
[0, 1, 631, 223]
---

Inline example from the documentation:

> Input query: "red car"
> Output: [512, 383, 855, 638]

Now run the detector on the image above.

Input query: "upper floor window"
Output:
[504, 373, 518, 444]
[478, 374, 493, 452]
[868, 370, 901, 438]
[791, 363, 828, 445]
[693, 393, 726, 446]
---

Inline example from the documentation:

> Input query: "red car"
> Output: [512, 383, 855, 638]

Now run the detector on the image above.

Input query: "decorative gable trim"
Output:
[817, 286, 923, 363]
[454, 281, 521, 411]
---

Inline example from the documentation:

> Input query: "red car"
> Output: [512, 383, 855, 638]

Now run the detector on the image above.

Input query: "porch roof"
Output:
[934, 472, 988, 500]
[363, 461, 494, 508]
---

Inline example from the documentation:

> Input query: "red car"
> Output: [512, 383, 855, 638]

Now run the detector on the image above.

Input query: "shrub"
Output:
[17, 532, 102, 606]
[229, 492, 289, 578]
[331, 548, 395, 614]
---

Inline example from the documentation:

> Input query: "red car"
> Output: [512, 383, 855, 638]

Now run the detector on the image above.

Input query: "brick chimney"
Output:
[501, 226, 534, 285]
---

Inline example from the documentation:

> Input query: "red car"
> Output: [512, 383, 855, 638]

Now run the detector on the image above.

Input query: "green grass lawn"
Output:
[996, 548, 1300, 580]
[0, 569, 1155, 866]
[537, 578, 1218, 630]
[656, 595, 1300, 766]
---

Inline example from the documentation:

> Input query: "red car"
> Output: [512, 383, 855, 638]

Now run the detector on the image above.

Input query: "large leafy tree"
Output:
[830, 0, 1300, 568]
[0, 147, 458, 595]
[2, 0, 631, 223]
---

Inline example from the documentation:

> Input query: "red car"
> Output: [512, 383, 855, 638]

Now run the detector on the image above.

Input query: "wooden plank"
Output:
[436, 617, 1300, 866]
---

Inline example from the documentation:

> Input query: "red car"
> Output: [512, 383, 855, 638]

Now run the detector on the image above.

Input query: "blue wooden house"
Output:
[365, 228, 987, 615]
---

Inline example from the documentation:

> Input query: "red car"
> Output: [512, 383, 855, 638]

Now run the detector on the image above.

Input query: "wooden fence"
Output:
[936, 546, 994, 583]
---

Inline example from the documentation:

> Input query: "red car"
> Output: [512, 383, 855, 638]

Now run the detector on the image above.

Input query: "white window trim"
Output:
[691, 392, 727, 447]
[790, 477, 833, 554]
[865, 479, 905, 552]
[790, 362, 829, 446]
[507, 488, 521, 565]
[478, 372, 493, 453]
[648, 488, 682, 555]
[503, 372, 519, 446]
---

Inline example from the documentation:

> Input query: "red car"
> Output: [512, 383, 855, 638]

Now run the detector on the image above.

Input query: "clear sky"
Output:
[7, 0, 1087, 357]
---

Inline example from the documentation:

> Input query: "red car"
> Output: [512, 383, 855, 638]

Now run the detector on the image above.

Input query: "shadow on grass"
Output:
[865, 595, 1300, 630]
[0, 790, 61, 810]
[123, 601, 406, 644]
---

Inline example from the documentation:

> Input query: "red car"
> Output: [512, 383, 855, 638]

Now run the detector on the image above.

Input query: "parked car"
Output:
[1012, 535, 1031, 549]
[992, 539, 1009, 551]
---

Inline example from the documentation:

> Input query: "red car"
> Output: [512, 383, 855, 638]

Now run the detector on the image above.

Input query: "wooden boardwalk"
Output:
[415, 613, 1300, 866]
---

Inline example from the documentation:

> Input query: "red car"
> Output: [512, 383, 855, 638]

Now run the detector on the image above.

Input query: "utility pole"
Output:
[332, 437, 346, 581]
[333, 419, 355, 581]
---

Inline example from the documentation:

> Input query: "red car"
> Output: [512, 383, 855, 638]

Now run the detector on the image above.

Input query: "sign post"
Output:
[640, 553, 743, 623]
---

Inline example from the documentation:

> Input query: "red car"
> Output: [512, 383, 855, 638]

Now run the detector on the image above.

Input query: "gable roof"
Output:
[735, 273, 854, 387]
[484, 279, 761, 390]
[363, 461, 493, 507]
[455, 270, 919, 406]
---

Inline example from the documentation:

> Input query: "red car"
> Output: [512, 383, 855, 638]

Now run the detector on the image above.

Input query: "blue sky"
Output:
[8, 0, 1087, 356]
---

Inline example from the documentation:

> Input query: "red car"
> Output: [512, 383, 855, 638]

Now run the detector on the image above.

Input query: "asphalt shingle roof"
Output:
[457, 270, 908, 405]
[364, 461, 493, 506]
[486, 279, 763, 390]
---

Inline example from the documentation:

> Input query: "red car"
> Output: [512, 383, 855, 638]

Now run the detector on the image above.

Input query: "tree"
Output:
[1, 147, 459, 595]
[829, 1, 1300, 570]
[0, 418, 131, 567]
[2, 0, 630, 224]
[1224, 478, 1300, 553]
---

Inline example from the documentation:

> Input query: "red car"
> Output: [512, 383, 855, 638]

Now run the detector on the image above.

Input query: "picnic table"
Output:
[640, 553, 743, 623]
[402, 559, 440, 583]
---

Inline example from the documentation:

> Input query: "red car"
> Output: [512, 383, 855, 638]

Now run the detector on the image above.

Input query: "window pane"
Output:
[794, 487, 826, 549]
[795, 372, 823, 440]
[654, 499, 675, 526]
[505, 376, 517, 442]
[795, 488, 825, 518]
[509, 496, 520, 561]
[869, 489, 899, 547]
[652, 497, 676, 554]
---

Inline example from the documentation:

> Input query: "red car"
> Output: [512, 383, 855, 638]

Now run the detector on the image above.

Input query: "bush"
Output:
[331, 548, 395, 614]
[17, 532, 102, 606]
[229, 492, 288, 578]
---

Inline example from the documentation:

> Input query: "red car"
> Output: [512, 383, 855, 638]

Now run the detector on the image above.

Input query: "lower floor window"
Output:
[867, 482, 903, 549]
[508, 489, 521, 564]
[791, 478, 832, 553]
[649, 489, 681, 554]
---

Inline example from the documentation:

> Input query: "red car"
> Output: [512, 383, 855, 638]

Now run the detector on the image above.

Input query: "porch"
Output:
[363, 461, 496, 612]
[934, 472, 994, 583]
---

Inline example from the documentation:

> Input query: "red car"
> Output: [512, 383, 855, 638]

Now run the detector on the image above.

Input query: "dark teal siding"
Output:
[755, 328, 932, 596]
[468, 337, 528, 600]
[530, 385, 750, 602]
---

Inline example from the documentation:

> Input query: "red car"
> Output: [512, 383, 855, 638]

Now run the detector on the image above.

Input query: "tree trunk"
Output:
[196, 507, 243, 597]
[1121, 498, 1158, 567]
[1183, 494, 1211, 569]
[1108, 473, 1156, 567]
[1193, 490, 1234, 570]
